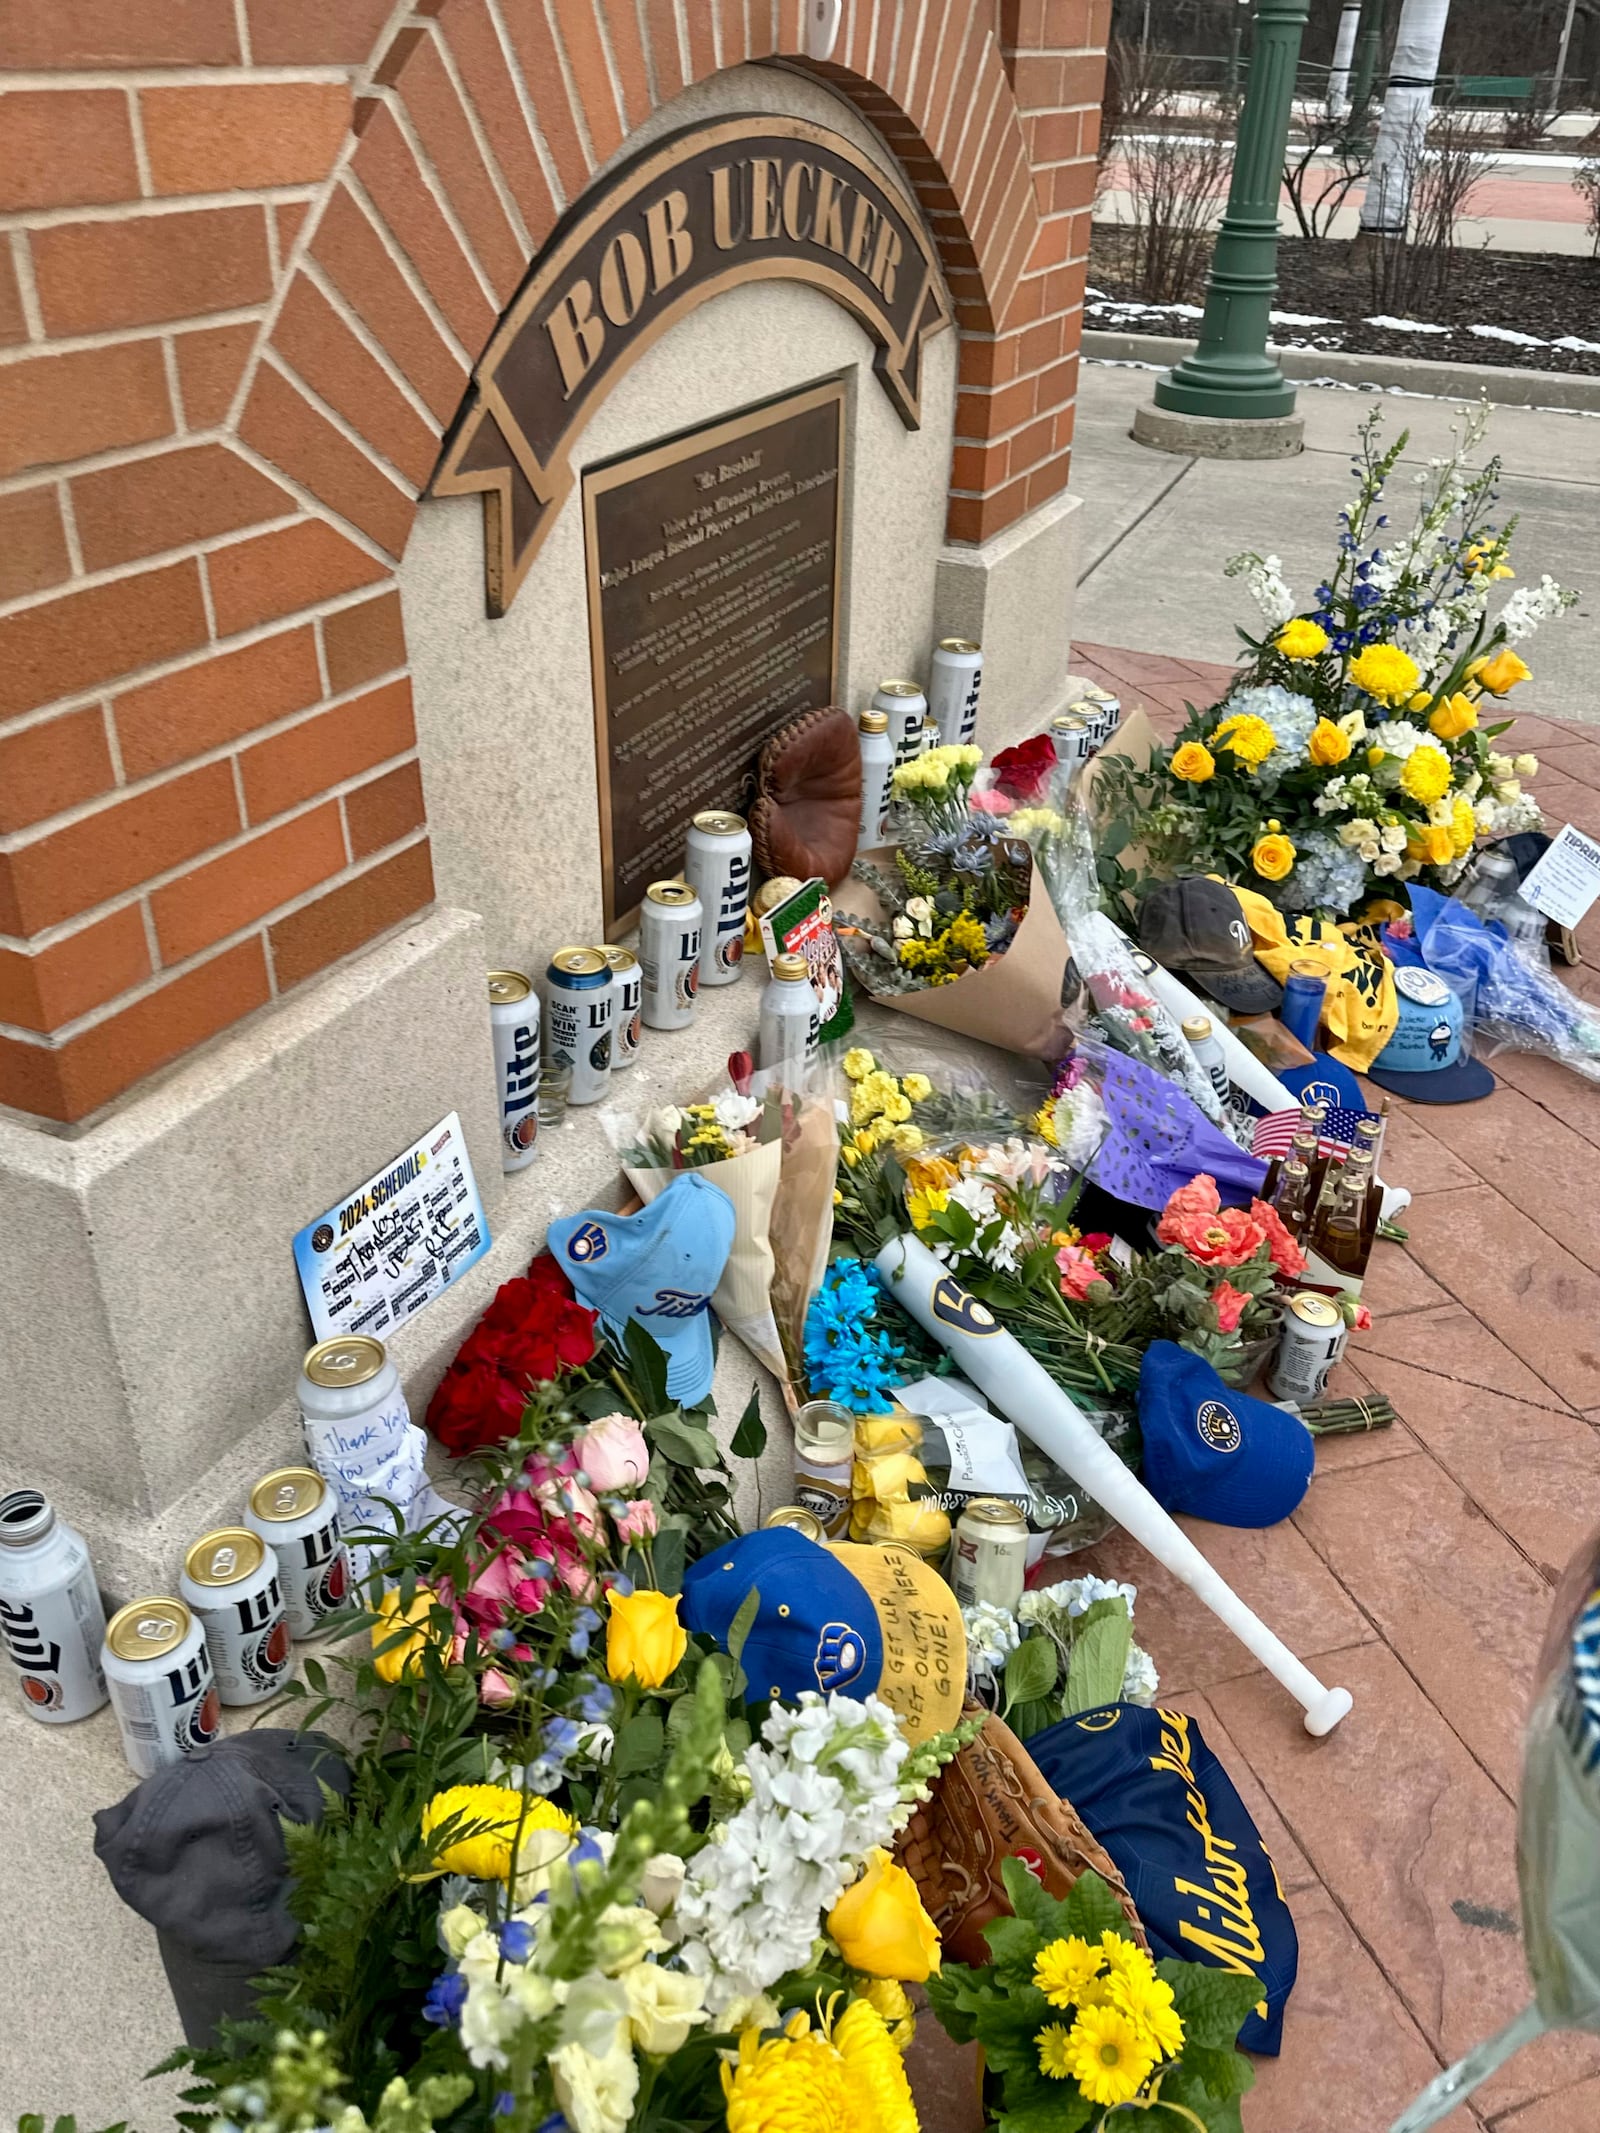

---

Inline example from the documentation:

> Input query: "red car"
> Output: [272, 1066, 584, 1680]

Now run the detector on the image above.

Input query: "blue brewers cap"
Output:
[1272, 1049, 1368, 1118]
[1028, 1701, 1298, 2054]
[1366, 965, 1494, 1105]
[1137, 1341, 1313, 1529]
[548, 1172, 735, 1405]
[681, 1527, 966, 1743]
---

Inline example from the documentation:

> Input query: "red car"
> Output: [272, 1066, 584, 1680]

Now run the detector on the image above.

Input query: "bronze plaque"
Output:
[584, 378, 845, 934]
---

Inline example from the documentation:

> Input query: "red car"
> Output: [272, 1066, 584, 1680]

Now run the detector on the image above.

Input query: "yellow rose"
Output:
[606, 1588, 687, 1688]
[372, 1585, 449, 1684]
[1478, 647, 1531, 694]
[1275, 618, 1330, 661]
[1366, 746, 1386, 768]
[1307, 718, 1351, 767]
[1406, 691, 1433, 713]
[1349, 643, 1421, 702]
[1408, 824, 1455, 867]
[828, 1849, 941, 1981]
[1250, 820, 1296, 882]
[853, 1129, 876, 1155]
[1170, 741, 1215, 783]
[841, 1145, 860, 1169]
[1400, 744, 1452, 805]
[1429, 694, 1477, 741]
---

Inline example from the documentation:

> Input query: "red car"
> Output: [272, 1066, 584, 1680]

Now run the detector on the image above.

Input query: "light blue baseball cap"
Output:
[1367, 965, 1494, 1104]
[548, 1172, 735, 1403]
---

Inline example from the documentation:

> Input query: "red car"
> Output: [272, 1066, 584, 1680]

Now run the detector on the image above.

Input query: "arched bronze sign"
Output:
[431, 114, 951, 616]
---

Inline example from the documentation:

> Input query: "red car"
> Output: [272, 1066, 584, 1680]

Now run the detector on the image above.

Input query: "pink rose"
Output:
[1353, 1303, 1373, 1332]
[970, 788, 1016, 815]
[1211, 1280, 1251, 1334]
[577, 1413, 650, 1494]
[613, 1499, 659, 1544]
[1249, 1198, 1307, 1280]
[478, 1666, 518, 1708]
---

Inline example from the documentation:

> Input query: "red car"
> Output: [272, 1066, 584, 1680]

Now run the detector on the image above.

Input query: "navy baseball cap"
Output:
[1138, 1342, 1313, 1528]
[681, 1527, 966, 1743]
[1028, 1701, 1298, 2054]
[1139, 877, 1283, 1015]
[1273, 1051, 1367, 1117]
[1366, 966, 1494, 1105]
[549, 1172, 735, 1405]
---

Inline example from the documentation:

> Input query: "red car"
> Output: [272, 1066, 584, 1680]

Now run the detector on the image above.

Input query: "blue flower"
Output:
[576, 1680, 615, 1721]
[537, 2116, 569, 2133]
[498, 1919, 535, 1963]
[570, 1831, 606, 1868]
[422, 1969, 468, 2027]
[543, 1714, 581, 1759]
[605, 1573, 634, 1601]
[494, 2093, 517, 2118]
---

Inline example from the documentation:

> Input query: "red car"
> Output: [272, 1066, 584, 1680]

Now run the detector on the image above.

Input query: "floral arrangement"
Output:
[964, 1575, 1159, 1742]
[618, 1089, 778, 1170]
[927, 1859, 1262, 2129]
[1095, 407, 1576, 918]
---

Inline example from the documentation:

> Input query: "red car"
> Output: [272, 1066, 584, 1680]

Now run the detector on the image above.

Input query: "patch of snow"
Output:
[1551, 335, 1600, 355]
[1087, 297, 1205, 319]
[1085, 285, 1108, 301]
[1364, 315, 1451, 334]
[1269, 310, 1338, 327]
[1468, 324, 1547, 347]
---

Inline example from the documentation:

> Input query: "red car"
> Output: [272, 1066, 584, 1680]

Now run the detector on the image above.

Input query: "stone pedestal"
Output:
[1132, 401, 1305, 460]
[934, 490, 1084, 741]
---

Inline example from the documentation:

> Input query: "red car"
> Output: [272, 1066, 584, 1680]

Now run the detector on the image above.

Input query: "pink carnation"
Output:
[970, 788, 1016, 816]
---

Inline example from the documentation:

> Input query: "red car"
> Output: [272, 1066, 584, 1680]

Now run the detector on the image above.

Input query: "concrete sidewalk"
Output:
[1068, 361, 1600, 726]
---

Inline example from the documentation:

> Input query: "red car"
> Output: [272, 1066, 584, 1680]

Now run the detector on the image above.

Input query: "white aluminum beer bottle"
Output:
[0, 1488, 109, 1722]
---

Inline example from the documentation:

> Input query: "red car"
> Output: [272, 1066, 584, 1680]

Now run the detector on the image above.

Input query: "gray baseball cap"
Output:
[93, 1729, 351, 2047]
[1139, 877, 1283, 1015]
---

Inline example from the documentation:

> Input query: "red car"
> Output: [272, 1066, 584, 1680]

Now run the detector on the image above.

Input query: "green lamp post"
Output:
[1148, 0, 1312, 430]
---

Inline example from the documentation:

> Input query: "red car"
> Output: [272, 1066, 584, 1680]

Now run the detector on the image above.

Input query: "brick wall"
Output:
[0, 0, 1106, 1127]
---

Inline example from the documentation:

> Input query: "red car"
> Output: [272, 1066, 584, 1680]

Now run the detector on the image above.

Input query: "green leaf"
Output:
[612, 1712, 665, 1777]
[1061, 1601, 1132, 1717]
[1002, 1633, 1058, 1710]
[647, 1412, 721, 1469]
[1056, 1868, 1131, 1944]
[726, 1586, 760, 1668]
[997, 2071, 1092, 2133]
[729, 1388, 767, 1460]
[623, 1320, 671, 1412]
[1008, 1694, 1058, 1743]
[652, 1523, 687, 1597]
[1160, 1958, 1270, 2049]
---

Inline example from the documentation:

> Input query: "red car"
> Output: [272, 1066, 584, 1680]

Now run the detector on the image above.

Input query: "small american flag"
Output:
[1251, 1104, 1380, 1161]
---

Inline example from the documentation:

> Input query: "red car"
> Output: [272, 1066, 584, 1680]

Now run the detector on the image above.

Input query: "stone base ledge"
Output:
[935, 489, 1084, 749]
[1132, 400, 1305, 460]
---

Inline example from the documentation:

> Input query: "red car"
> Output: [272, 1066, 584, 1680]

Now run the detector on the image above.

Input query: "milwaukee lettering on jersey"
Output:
[1147, 1709, 1270, 2016]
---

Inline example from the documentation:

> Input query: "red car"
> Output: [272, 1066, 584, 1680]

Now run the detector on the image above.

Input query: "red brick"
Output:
[0, 90, 139, 211]
[322, 590, 406, 695]
[31, 207, 273, 337]
[1026, 443, 1073, 510]
[206, 518, 389, 636]
[274, 278, 440, 488]
[0, 906, 151, 1033]
[239, 363, 414, 557]
[0, 241, 24, 345]
[1007, 410, 1057, 476]
[275, 200, 310, 259]
[560, 2, 624, 166]
[958, 334, 1020, 389]
[643, 0, 687, 99]
[2, 758, 238, 935]
[115, 626, 323, 778]
[0, 0, 241, 66]
[246, 0, 392, 63]
[950, 438, 1008, 493]
[269, 836, 432, 988]
[345, 757, 425, 857]
[71, 443, 295, 574]
[599, 0, 653, 125]
[683, 0, 716, 81]
[173, 321, 259, 427]
[0, 486, 71, 602]
[0, 561, 208, 724]
[240, 675, 415, 823]
[434, 3, 558, 244]
[1010, 53, 1065, 106]
[0, 705, 115, 834]
[351, 104, 495, 355]
[0, 340, 174, 481]
[495, 0, 591, 201]
[140, 82, 351, 196]
[958, 375, 1036, 438]
[0, 937, 271, 1125]
[150, 799, 346, 962]
[386, 34, 524, 304]
[311, 187, 467, 425]
[1034, 352, 1079, 414]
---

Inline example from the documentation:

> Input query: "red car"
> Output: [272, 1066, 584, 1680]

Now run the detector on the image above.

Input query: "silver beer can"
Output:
[0, 1488, 108, 1724]
[1080, 684, 1122, 738]
[244, 1468, 350, 1642]
[759, 951, 819, 1081]
[639, 882, 702, 1031]
[1268, 1291, 1346, 1404]
[1048, 710, 1094, 766]
[179, 1527, 292, 1708]
[873, 680, 928, 772]
[929, 637, 983, 746]
[545, 947, 614, 1105]
[950, 1496, 1029, 1612]
[684, 810, 751, 987]
[600, 945, 643, 1068]
[488, 969, 540, 1171]
[102, 1597, 221, 1778]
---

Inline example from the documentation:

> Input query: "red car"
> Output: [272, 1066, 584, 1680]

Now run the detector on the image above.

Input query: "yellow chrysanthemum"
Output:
[891, 1125, 924, 1156]
[835, 2000, 919, 2133]
[859, 1977, 916, 2053]
[1276, 618, 1330, 660]
[1451, 795, 1477, 856]
[1212, 714, 1277, 768]
[1057, 2004, 1157, 2108]
[1250, 820, 1296, 883]
[1170, 741, 1215, 783]
[722, 2022, 852, 2133]
[1307, 718, 1351, 767]
[1037, 2024, 1078, 2081]
[904, 1154, 959, 1193]
[1033, 1936, 1107, 2010]
[1349, 643, 1421, 703]
[906, 1186, 950, 1231]
[1032, 1105, 1059, 1147]
[1400, 744, 1452, 805]
[842, 1048, 876, 1082]
[1429, 694, 1477, 741]
[420, 1784, 576, 1884]
[1108, 1970, 1185, 2062]
[902, 1073, 932, 1103]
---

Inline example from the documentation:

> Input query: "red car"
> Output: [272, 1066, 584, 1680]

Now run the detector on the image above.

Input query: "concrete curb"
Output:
[1083, 330, 1600, 413]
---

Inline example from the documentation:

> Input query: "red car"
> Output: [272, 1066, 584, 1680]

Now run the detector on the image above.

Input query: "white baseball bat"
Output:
[1138, 960, 1299, 1114]
[876, 1234, 1353, 1736]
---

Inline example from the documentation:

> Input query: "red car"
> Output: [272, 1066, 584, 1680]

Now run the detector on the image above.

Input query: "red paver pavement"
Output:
[906, 643, 1600, 2133]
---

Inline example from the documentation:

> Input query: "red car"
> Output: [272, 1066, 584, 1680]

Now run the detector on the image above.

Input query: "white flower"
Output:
[892, 915, 912, 939]
[1380, 823, 1409, 853]
[640, 1853, 686, 1916]
[1224, 549, 1295, 627]
[1499, 574, 1575, 643]
[1495, 779, 1522, 802]
[1050, 1081, 1109, 1171]
[1122, 1642, 1160, 1705]
[621, 1963, 707, 2054]
[1337, 707, 1367, 743]
[575, 1721, 615, 1767]
[560, 1973, 631, 2055]
[713, 1091, 761, 1132]
[550, 2040, 639, 2133]
[438, 1903, 484, 1958]
[962, 1600, 1021, 1675]
[718, 1989, 782, 2034]
[1371, 720, 1425, 760]
[905, 895, 932, 921]
[1514, 753, 1539, 778]
[1374, 852, 1406, 876]
[593, 1904, 669, 1975]
[1337, 817, 1378, 849]
[1486, 751, 1514, 779]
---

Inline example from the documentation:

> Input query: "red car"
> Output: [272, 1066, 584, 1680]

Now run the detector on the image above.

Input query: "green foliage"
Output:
[1058, 1598, 1134, 1718]
[728, 1388, 767, 1460]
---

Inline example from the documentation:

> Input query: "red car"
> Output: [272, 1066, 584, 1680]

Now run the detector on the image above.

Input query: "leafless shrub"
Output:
[1501, 80, 1558, 150]
[1364, 111, 1500, 312]
[1110, 39, 1233, 303]
[1574, 124, 1600, 257]
[1283, 108, 1371, 243]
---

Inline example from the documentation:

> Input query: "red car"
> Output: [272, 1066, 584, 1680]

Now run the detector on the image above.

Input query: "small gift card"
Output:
[1520, 823, 1600, 929]
[758, 877, 854, 1043]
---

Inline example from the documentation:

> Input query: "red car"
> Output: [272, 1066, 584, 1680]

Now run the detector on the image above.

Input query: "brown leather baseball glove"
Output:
[749, 705, 861, 886]
[896, 1709, 1144, 1967]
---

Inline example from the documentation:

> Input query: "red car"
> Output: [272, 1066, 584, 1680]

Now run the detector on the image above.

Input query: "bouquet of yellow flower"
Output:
[927, 1858, 1262, 2131]
[1095, 408, 1576, 918]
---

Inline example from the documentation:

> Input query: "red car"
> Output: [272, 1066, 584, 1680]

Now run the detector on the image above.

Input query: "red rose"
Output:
[426, 1357, 527, 1455]
[991, 734, 1059, 804]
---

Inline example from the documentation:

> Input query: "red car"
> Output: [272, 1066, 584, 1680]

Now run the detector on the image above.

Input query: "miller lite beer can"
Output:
[488, 969, 540, 1171]
[873, 680, 928, 772]
[179, 1528, 292, 1707]
[600, 945, 643, 1068]
[929, 637, 983, 746]
[102, 1597, 221, 1778]
[684, 810, 751, 986]
[0, 1488, 108, 1724]
[1268, 1292, 1346, 1405]
[545, 948, 614, 1105]
[244, 1468, 349, 1642]
[640, 881, 702, 1031]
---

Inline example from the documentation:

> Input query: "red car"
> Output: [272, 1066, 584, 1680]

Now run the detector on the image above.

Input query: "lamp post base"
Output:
[1131, 400, 1305, 460]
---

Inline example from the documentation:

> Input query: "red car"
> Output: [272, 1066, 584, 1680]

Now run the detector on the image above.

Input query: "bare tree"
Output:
[1360, 0, 1454, 234]
[1110, 38, 1234, 302]
[1574, 131, 1600, 255]
[1365, 109, 1499, 309]
[1284, 109, 1372, 240]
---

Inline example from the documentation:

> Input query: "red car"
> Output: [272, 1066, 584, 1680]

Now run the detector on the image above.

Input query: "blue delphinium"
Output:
[422, 1968, 468, 2026]
[804, 1258, 905, 1412]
